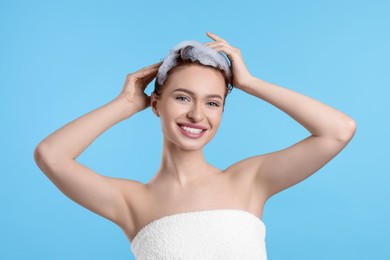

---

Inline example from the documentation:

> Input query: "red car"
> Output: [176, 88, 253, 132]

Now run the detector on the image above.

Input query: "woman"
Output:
[34, 32, 356, 259]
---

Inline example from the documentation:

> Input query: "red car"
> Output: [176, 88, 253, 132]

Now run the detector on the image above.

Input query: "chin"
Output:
[165, 135, 214, 152]
[176, 140, 210, 151]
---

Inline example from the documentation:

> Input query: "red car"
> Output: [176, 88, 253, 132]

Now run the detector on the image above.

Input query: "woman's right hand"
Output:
[116, 61, 162, 112]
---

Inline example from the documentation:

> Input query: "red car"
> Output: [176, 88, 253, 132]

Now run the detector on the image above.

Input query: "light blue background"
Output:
[1, 0, 389, 259]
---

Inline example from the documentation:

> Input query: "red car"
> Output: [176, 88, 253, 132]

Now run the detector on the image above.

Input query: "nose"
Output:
[187, 102, 204, 122]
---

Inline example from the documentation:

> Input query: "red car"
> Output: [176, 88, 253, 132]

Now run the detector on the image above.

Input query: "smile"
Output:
[177, 124, 207, 139]
[180, 125, 203, 134]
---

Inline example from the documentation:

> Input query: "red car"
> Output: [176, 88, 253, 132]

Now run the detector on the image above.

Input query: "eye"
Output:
[207, 101, 220, 107]
[176, 96, 190, 102]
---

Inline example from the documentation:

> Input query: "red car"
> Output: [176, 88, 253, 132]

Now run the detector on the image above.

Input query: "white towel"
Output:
[130, 209, 267, 260]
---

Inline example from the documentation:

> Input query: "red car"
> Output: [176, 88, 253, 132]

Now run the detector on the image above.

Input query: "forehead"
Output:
[162, 63, 226, 96]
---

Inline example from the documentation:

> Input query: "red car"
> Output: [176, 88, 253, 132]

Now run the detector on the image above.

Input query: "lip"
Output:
[177, 123, 208, 139]
[177, 122, 208, 130]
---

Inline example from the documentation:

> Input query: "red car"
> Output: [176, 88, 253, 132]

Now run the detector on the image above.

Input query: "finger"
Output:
[138, 61, 163, 72]
[204, 42, 214, 47]
[211, 46, 235, 57]
[129, 68, 158, 89]
[205, 42, 235, 54]
[204, 42, 236, 55]
[148, 61, 163, 67]
[128, 64, 159, 79]
[141, 68, 159, 83]
[205, 39, 232, 46]
[142, 69, 159, 85]
[206, 32, 229, 44]
[135, 66, 159, 79]
[205, 41, 230, 49]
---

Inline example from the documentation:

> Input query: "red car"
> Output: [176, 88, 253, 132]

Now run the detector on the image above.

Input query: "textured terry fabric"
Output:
[156, 40, 232, 86]
[130, 209, 267, 260]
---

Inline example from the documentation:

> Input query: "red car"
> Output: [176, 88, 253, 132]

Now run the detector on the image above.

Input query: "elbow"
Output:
[34, 142, 50, 167]
[34, 142, 44, 163]
[34, 142, 73, 169]
[34, 142, 66, 177]
[336, 118, 357, 143]
[33, 142, 58, 167]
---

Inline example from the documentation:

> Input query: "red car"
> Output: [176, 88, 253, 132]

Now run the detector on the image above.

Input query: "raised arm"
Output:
[205, 32, 356, 200]
[238, 77, 356, 198]
[33, 62, 161, 226]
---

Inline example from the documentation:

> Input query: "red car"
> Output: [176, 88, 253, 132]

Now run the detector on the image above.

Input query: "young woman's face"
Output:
[152, 63, 226, 151]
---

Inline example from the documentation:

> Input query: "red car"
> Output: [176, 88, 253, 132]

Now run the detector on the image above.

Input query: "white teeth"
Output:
[180, 125, 203, 134]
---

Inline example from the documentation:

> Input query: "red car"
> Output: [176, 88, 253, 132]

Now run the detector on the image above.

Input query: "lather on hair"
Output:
[156, 40, 232, 86]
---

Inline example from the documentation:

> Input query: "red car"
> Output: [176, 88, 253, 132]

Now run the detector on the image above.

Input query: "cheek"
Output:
[159, 102, 182, 126]
[210, 110, 223, 125]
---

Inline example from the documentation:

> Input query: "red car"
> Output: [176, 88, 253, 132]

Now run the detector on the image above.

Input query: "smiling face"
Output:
[151, 63, 226, 151]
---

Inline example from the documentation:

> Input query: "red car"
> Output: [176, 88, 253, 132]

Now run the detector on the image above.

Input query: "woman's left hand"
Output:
[204, 32, 253, 90]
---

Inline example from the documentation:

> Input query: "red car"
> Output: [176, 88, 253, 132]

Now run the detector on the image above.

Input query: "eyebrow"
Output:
[171, 88, 223, 100]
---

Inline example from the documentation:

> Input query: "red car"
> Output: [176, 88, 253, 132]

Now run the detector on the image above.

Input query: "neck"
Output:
[155, 138, 214, 187]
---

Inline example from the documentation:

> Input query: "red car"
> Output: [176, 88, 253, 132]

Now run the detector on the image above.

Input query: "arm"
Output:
[33, 62, 161, 225]
[238, 77, 356, 198]
[205, 32, 356, 199]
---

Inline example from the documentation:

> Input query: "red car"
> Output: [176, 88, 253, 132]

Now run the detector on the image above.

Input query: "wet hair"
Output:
[153, 41, 233, 102]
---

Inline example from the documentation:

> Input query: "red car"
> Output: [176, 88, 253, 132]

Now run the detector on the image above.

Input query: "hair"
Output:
[153, 47, 233, 105]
